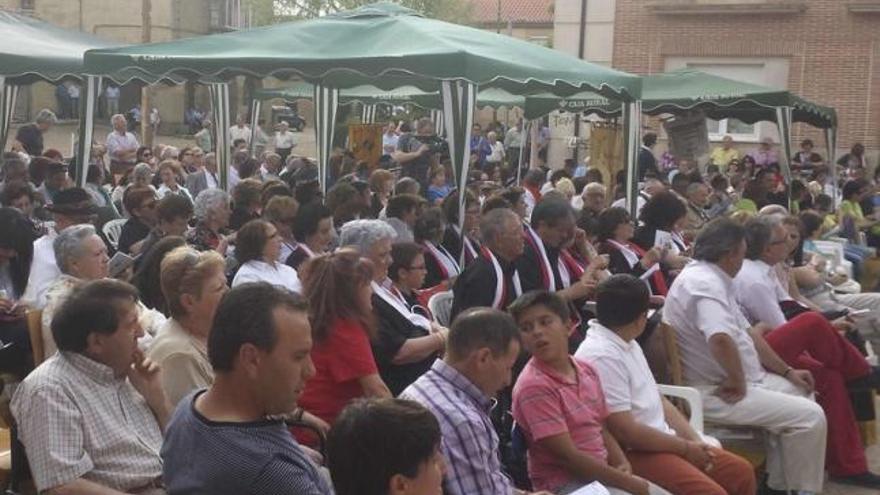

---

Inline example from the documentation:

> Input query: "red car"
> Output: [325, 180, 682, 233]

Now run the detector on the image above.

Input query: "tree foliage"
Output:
[243, 0, 473, 26]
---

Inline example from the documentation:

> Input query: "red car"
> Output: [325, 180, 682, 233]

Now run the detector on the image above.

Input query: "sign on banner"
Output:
[662, 111, 709, 165]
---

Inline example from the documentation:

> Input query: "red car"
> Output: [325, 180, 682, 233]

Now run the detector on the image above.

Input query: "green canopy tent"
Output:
[83, 2, 642, 219]
[522, 69, 838, 202]
[0, 10, 183, 185]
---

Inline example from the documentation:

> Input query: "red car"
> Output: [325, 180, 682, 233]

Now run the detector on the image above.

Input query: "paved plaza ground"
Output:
[11, 121, 318, 160]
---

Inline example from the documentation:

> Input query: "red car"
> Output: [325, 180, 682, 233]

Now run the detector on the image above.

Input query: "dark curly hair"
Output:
[595, 207, 632, 242]
[638, 191, 687, 231]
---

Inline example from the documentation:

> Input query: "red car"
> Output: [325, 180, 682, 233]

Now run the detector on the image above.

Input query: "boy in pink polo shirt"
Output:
[510, 290, 671, 495]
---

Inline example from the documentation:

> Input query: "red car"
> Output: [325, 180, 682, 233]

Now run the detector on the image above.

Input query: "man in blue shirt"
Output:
[161, 283, 332, 495]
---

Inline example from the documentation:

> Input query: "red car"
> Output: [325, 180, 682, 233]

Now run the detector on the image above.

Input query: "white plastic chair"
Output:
[812, 239, 854, 279]
[102, 218, 127, 250]
[427, 291, 454, 327]
[657, 384, 704, 432]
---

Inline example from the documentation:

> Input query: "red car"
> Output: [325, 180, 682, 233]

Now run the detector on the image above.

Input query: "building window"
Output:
[20, 0, 35, 10]
[706, 118, 757, 142]
[664, 57, 791, 144]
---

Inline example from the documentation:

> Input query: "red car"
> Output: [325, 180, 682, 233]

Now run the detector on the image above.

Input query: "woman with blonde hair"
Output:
[149, 246, 227, 405]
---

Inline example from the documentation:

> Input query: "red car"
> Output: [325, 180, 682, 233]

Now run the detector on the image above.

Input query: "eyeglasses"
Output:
[406, 264, 427, 271]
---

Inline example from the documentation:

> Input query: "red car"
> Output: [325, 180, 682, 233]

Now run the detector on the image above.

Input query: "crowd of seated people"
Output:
[5, 113, 880, 495]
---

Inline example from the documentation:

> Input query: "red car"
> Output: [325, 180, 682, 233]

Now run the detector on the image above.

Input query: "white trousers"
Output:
[808, 289, 880, 333]
[697, 374, 827, 493]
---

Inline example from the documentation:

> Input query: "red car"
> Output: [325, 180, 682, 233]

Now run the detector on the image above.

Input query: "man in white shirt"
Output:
[734, 215, 880, 488]
[252, 119, 270, 158]
[663, 218, 826, 494]
[274, 121, 296, 163]
[228, 115, 251, 147]
[105, 114, 139, 175]
[22, 188, 97, 309]
[381, 121, 399, 156]
[67, 83, 80, 119]
[576, 275, 755, 495]
[503, 119, 524, 171]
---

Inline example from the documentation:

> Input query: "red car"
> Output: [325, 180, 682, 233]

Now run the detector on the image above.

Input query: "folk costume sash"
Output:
[524, 225, 557, 291]
[482, 246, 522, 310]
[422, 240, 460, 280]
[558, 248, 586, 289]
[607, 240, 668, 295]
[452, 224, 479, 264]
[371, 280, 432, 331]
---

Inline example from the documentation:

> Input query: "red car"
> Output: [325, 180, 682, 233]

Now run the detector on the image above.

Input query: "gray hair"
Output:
[35, 109, 57, 125]
[132, 162, 153, 182]
[744, 214, 784, 260]
[758, 204, 788, 216]
[204, 152, 217, 166]
[393, 177, 420, 196]
[583, 182, 606, 196]
[161, 146, 179, 161]
[193, 188, 230, 221]
[693, 218, 746, 263]
[686, 182, 708, 197]
[111, 113, 126, 125]
[480, 208, 518, 245]
[339, 219, 397, 255]
[54, 224, 98, 275]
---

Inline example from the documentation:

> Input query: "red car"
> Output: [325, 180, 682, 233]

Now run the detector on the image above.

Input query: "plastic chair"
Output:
[101, 218, 127, 250]
[427, 291, 454, 327]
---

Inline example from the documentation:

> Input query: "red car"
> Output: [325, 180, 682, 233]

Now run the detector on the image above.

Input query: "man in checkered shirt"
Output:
[12, 280, 171, 494]
[401, 307, 553, 495]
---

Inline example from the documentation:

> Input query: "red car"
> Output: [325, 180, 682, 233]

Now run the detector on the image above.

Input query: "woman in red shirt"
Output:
[296, 249, 392, 437]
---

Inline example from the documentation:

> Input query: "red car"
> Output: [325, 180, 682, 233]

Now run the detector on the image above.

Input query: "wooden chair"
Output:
[25, 310, 44, 367]
[654, 322, 768, 470]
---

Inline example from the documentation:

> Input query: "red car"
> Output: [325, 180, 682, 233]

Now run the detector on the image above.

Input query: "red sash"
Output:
[626, 242, 669, 296]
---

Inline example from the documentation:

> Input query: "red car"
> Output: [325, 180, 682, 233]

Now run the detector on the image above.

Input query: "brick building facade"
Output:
[611, 0, 880, 159]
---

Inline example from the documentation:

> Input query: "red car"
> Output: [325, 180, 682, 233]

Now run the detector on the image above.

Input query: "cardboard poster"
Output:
[662, 111, 710, 165]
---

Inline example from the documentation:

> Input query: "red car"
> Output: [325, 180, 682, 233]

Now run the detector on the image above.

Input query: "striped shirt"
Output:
[512, 357, 609, 493]
[161, 390, 332, 495]
[400, 360, 514, 495]
[11, 352, 164, 492]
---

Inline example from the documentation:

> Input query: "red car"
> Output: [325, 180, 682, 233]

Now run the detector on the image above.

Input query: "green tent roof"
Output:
[524, 69, 836, 129]
[83, 2, 639, 99]
[0, 10, 179, 85]
[254, 83, 523, 110]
